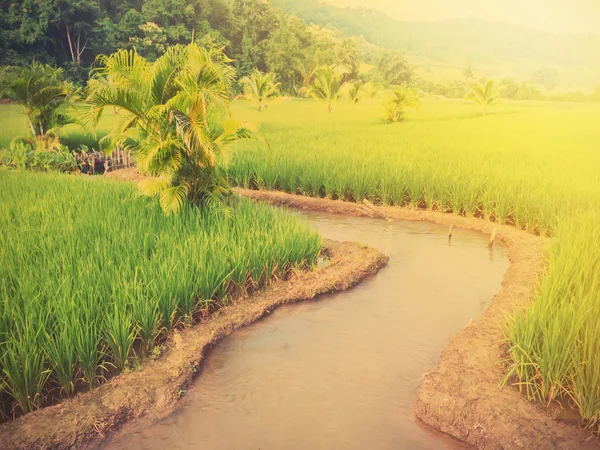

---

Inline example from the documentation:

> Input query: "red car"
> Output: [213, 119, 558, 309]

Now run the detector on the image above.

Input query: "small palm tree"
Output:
[85, 43, 256, 214]
[466, 79, 500, 115]
[363, 81, 379, 101]
[347, 82, 363, 104]
[239, 70, 280, 112]
[299, 65, 347, 113]
[0, 62, 73, 139]
[385, 86, 421, 124]
[462, 65, 476, 90]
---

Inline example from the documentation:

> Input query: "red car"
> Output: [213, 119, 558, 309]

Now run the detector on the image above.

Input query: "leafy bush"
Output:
[85, 43, 258, 214]
[0, 141, 79, 173]
[384, 86, 421, 123]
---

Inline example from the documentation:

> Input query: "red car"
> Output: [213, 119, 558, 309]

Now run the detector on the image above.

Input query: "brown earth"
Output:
[236, 188, 599, 450]
[0, 239, 388, 450]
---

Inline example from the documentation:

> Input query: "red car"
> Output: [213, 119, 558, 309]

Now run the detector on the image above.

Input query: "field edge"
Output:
[0, 239, 389, 450]
[236, 187, 599, 449]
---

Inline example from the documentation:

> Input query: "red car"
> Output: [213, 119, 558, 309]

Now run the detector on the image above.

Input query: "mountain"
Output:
[278, 0, 600, 90]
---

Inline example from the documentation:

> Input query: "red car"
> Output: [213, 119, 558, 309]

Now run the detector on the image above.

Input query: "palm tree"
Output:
[363, 81, 379, 102]
[239, 70, 280, 112]
[85, 43, 256, 214]
[332, 38, 359, 79]
[299, 65, 347, 113]
[347, 82, 363, 104]
[462, 65, 476, 90]
[466, 79, 500, 115]
[385, 86, 421, 123]
[0, 62, 72, 139]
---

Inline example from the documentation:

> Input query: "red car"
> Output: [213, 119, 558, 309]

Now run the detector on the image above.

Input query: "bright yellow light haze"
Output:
[327, 0, 600, 34]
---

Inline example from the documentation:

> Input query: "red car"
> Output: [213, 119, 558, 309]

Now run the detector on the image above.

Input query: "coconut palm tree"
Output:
[239, 70, 280, 112]
[347, 81, 363, 104]
[85, 43, 256, 214]
[466, 79, 500, 115]
[0, 62, 72, 139]
[462, 65, 476, 90]
[299, 65, 347, 113]
[363, 81, 379, 102]
[385, 86, 421, 124]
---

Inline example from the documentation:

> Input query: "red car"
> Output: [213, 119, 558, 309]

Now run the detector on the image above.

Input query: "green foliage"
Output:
[299, 65, 347, 112]
[0, 140, 79, 173]
[239, 69, 280, 112]
[0, 62, 73, 139]
[505, 215, 600, 423]
[347, 81, 363, 104]
[384, 86, 421, 123]
[0, 170, 322, 415]
[85, 43, 255, 214]
[129, 22, 168, 61]
[462, 65, 476, 87]
[531, 67, 560, 91]
[376, 51, 413, 86]
[282, 1, 600, 84]
[228, 98, 600, 424]
[466, 79, 500, 115]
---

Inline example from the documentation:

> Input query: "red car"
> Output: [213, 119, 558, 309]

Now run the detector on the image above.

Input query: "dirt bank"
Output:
[0, 240, 388, 450]
[236, 188, 598, 450]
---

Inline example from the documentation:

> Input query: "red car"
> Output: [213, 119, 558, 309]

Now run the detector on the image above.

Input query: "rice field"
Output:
[1, 97, 599, 426]
[0, 104, 116, 152]
[228, 98, 600, 424]
[0, 170, 322, 417]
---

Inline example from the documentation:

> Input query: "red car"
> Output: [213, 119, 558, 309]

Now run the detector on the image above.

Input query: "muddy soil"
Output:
[0, 240, 388, 450]
[237, 188, 599, 450]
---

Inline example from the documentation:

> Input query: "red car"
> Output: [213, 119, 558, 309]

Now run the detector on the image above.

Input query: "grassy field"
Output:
[1, 98, 599, 424]
[0, 170, 321, 415]
[228, 98, 600, 423]
[0, 104, 117, 152]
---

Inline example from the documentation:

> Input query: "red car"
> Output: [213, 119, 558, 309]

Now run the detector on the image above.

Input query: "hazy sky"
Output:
[326, 0, 600, 34]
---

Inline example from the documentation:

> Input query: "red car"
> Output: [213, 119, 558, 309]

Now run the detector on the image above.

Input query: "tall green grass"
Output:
[0, 105, 29, 150]
[0, 170, 321, 416]
[228, 98, 600, 424]
[0, 104, 116, 152]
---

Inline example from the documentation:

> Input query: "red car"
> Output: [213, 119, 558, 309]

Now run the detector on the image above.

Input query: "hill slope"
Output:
[279, 0, 600, 90]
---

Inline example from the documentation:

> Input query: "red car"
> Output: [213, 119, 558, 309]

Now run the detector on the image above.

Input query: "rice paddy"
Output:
[228, 98, 600, 424]
[0, 170, 321, 417]
[1, 96, 599, 428]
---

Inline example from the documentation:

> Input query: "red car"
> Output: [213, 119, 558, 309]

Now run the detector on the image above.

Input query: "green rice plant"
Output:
[73, 314, 104, 390]
[1, 322, 51, 413]
[130, 293, 161, 357]
[0, 169, 321, 415]
[104, 303, 136, 372]
[44, 319, 78, 397]
[226, 98, 600, 422]
[570, 320, 600, 423]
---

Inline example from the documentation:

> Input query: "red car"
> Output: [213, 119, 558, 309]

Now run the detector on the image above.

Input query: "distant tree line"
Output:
[0, 0, 414, 92]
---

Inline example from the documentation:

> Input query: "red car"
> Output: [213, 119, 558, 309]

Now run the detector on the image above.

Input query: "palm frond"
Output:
[159, 183, 190, 215]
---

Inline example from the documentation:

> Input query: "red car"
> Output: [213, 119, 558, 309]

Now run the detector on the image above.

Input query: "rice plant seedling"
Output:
[0, 170, 321, 416]
[227, 98, 600, 424]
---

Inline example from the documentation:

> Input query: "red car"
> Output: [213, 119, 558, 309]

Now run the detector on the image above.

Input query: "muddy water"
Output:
[102, 212, 509, 450]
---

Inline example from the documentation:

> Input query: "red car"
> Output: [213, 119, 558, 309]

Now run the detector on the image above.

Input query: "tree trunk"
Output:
[27, 118, 36, 139]
[65, 24, 76, 64]
[483, 107, 487, 116]
[328, 103, 332, 113]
